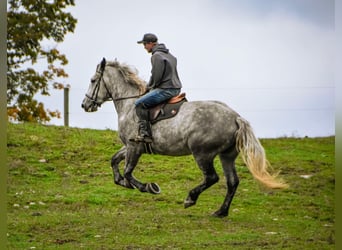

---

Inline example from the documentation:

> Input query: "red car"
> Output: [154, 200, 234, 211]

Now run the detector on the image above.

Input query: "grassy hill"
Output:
[7, 123, 335, 249]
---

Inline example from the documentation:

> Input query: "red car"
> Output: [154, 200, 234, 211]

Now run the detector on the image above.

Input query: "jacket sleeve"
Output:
[148, 54, 166, 88]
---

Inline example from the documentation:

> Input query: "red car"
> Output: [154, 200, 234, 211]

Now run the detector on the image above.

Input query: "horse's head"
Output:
[82, 58, 112, 112]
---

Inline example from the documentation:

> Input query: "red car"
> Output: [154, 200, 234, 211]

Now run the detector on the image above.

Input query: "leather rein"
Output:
[85, 63, 142, 106]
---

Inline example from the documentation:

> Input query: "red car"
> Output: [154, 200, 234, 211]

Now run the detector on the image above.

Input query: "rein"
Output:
[85, 61, 143, 106]
[112, 94, 143, 102]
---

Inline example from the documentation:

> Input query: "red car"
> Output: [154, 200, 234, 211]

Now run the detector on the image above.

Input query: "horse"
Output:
[81, 58, 288, 217]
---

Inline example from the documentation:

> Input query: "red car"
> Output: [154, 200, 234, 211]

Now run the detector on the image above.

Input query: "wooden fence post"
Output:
[64, 87, 69, 127]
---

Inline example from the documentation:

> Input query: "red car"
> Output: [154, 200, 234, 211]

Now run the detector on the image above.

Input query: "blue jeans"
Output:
[135, 88, 180, 108]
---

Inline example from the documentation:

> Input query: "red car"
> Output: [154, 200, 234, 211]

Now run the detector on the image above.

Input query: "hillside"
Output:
[7, 123, 335, 249]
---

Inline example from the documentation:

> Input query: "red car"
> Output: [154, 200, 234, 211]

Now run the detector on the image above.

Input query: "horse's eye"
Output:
[91, 78, 96, 83]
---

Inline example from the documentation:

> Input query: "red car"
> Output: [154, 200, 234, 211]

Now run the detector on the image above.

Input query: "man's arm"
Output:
[148, 54, 166, 89]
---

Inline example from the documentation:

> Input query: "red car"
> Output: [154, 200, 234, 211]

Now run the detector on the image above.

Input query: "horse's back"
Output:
[151, 100, 240, 156]
[177, 100, 239, 128]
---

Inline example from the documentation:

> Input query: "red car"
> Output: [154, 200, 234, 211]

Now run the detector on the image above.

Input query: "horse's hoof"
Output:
[184, 198, 196, 209]
[146, 183, 161, 194]
[212, 210, 228, 218]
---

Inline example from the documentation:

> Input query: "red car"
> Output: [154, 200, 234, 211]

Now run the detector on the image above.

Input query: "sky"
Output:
[38, 0, 335, 138]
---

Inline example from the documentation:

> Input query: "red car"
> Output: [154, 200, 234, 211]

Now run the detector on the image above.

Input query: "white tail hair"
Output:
[235, 117, 289, 189]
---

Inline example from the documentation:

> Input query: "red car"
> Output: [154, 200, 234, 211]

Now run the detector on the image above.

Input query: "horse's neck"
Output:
[107, 69, 139, 126]
[113, 98, 136, 118]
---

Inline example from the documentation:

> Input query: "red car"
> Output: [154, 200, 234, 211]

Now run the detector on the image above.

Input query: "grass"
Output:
[7, 123, 334, 249]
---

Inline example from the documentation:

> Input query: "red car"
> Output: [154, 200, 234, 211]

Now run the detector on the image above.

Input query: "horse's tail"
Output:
[235, 116, 289, 189]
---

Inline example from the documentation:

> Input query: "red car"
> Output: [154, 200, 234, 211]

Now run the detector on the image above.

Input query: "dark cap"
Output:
[137, 33, 158, 44]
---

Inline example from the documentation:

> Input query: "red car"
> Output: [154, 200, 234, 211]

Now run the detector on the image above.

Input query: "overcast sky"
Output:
[39, 0, 335, 138]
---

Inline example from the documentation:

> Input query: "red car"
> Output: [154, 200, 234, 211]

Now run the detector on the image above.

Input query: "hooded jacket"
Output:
[147, 43, 182, 89]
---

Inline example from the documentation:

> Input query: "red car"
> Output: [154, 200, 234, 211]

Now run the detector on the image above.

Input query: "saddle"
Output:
[149, 93, 187, 124]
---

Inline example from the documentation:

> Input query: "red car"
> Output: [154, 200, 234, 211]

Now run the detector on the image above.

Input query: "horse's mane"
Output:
[107, 60, 146, 93]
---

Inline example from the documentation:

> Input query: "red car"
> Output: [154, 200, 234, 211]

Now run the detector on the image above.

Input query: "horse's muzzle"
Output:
[81, 98, 98, 112]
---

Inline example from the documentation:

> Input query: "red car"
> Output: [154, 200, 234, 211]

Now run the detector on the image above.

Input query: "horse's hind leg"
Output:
[184, 156, 219, 208]
[213, 151, 239, 217]
[111, 146, 133, 189]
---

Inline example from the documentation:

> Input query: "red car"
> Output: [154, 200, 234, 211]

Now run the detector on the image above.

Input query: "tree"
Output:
[7, 0, 77, 123]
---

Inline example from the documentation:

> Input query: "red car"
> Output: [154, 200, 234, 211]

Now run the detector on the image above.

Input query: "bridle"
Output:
[85, 58, 143, 107]
[85, 67, 108, 107]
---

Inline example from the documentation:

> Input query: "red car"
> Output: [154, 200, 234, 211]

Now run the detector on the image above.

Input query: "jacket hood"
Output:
[152, 43, 169, 54]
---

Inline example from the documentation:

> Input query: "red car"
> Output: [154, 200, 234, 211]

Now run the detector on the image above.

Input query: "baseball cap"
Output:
[137, 33, 158, 44]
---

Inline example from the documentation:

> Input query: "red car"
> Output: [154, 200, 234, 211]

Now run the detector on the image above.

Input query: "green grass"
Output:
[7, 123, 334, 249]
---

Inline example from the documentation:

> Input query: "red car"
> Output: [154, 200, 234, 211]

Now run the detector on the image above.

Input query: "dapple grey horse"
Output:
[81, 58, 288, 217]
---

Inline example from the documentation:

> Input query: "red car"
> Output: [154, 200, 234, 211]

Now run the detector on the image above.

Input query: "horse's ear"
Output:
[100, 58, 106, 70]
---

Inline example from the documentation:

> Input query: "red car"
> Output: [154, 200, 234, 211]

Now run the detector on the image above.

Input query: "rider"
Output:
[132, 33, 182, 143]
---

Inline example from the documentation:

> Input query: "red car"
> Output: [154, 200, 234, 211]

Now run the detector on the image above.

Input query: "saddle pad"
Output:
[149, 98, 187, 124]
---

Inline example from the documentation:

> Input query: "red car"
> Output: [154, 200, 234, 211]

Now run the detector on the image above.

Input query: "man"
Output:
[132, 33, 182, 143]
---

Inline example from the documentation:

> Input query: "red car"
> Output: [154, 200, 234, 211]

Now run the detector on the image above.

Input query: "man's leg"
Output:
[132, 103, 152, 143]
[135, 88, 181, 107]
[132, 88, 181, 143]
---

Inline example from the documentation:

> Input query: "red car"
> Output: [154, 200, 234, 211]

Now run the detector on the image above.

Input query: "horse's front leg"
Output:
[123, 145, 161, 194]
[111, 146, 134, 189]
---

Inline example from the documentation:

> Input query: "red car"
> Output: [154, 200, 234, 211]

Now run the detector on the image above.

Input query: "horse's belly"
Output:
[150, 131, 192, 156]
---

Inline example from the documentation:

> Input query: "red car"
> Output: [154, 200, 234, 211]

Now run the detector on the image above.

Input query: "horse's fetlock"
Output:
[188, 190, 199, 202]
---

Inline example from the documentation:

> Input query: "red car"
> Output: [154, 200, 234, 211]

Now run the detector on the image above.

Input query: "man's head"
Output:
[137, 33, 158, 53]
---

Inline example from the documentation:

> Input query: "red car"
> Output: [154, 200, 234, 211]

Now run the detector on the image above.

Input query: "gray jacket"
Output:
[147, 43, 182, 89]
